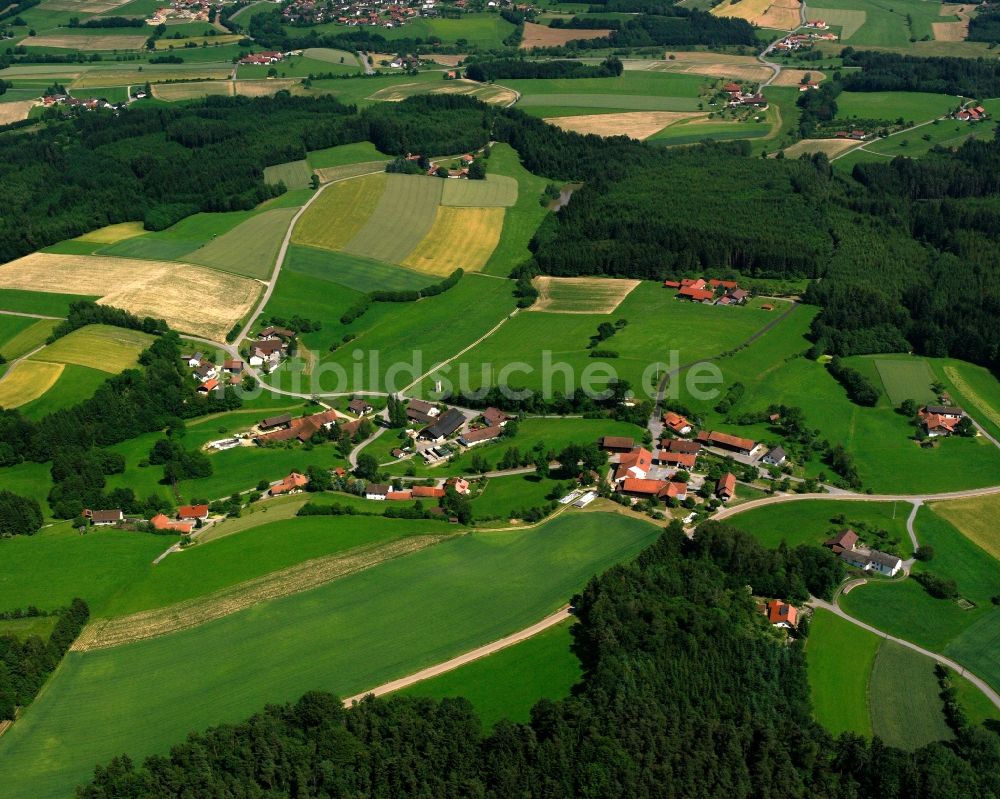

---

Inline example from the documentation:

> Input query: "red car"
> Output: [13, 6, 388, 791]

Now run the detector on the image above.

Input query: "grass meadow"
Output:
[842, 506, 1000, 659]
[809, 0, 958, 47]
[442, 174, 519, 207]
[510, 71, 707, 117]
[0, 615, 59, 641]
[398, 619, 581, 729]
[932, 494, 1000, 561]
[471, 474, 564, 521]
[806, 608, 880, 736]
[186, 207, 298, 279]
[0, 288, 94, 317]
[342, 174, 443, 265]
[17, 364, 109, 419]
[873, 357, 938, 405]
[31, 324, 154, 373]
[836, 91, 957, 123]
[292, 172, 389, 251]
[263, 159, 313, 190]
[728, 499, 913, 556]
[869, 641, 954, 750]
[284, 244, 431, 294]
[0, 512, 659, 798]
[307, 141, 392, 169]
[0, 314, 39, 354]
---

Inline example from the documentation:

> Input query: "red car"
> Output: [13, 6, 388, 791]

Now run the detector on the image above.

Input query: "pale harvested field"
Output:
[235, 78, 299, 97]
[931, 494, 1000, 561]
[76, 221, 145, 244]
[29, 33, 148, 50]
[808, 7, 866, 39]
[782, 138, 860, 158]
[0, 360, 63, 409]
[368, 79, 517, 106]
[530, 276, 641, 314]
[426, 54, 467, 67]
[72, 535, 450, 651]
[0, 100, 35, 125]
[545, 110, 704, 140]
[73, 67, 232, 89]
[314, 160, 390, 183]
[520, 21, 612, 49]
[771, 69, 826, 87]
[152, 81, 234, 101]
[0, 253, 261, 341]
[714, 0, 801, 29]
[402, 206, 505, 275]
[642, 52, 771, 82]
[933, 5, 971, 41]
[41, 0, 129, 10]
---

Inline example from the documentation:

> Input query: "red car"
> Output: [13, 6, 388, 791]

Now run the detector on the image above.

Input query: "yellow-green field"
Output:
[441, 174, 518, 207]
[530, 276, 641, 314]
[187, 207, 299, 280]
[402, 206, 505, 275]
[368, 79, 517, 106]
[31, 325, 154, 373]
[75, 222, 146, 244]
[0, 319, 60, 360]
[931, 494, 1000, 561]
[0, 360, 64, 409]
[293, 172, 388, 251]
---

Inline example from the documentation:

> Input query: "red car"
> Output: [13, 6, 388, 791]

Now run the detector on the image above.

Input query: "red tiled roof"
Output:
[766, 599, 798, 627]
[620, 478, 667, 496]
[411, 485, 445, 498]
[387, 490, 413, 500]
[655, 451, 696, 468]
[150, 513, 193, 534]
[178, 504, 209, 519]
[678, 287, 716, 302]
[702, 431, 756, 452]
[461, 425, 502, 444]
[716, 473, 737, 497]
[664, 439, 701, 455]
[270, 471, 309, 495]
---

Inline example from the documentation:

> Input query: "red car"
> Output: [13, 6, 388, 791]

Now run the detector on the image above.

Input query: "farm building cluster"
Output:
[953, 104, 988, 122]
[772, 30, 838, 51]
[238, 50, 291, 66]
[824, 529, 903, 578]
[247, 325, 295, 369]
[41, 95, 123, 112]
[918, 404, 970, 437]
[721, 83, 767, 108]
[83, 504, 211, 535]
[182, 351, 244, 394]
[145, 0, 220, 25]
[663, 277, 750, 306]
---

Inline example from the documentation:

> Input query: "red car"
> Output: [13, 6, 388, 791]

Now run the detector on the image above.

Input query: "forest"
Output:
[464, 56, 623, 82]
[840, 49, 1000, 97]
[76, 522, 1000, 798]
[968, 7, 1000, 42]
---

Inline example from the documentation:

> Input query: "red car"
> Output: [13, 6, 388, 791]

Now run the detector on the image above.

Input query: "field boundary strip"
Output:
[944, 365, 1000, 430]
[71, 534, 452, 651]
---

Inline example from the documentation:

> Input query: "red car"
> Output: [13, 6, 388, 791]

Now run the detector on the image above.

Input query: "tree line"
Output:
[840, 49, 1000, 97]
[77, 522, 1000, 798]
[464, 55, 623, 82]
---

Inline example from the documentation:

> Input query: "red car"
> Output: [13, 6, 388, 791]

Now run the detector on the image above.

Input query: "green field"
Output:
[307, 141, 392, 169]
[471, 474, 564, 521]
[292, 172, 389, 251]
[399, 619, 581, 729]
[284, 244, 432, 293]
[729, 499, 913, 556]
[869, 640, 953, 749]
[441, 174, 519, 207]
[945, 611, 1000, 701]
[365, 13, 514, 48]
[806, 608, 880, 736]
[30, 324, 153, 373]
[950, 665, 1000, 727]
[0, 511, 659, 798]
[421, 283, 774, 397]
[17, 363, 109, 419]
[873, 357, 938, 405]
[648, 117, 773, 146]
[99, 207, 261, 262]
[0, 615, 59, 640]
[301, 47, 359, 66]
[836, 91, 956, 124]
[0, 288, 92, 317]
[808, 6, 868, 39]
[186, 207, 299, 279]
[263, 159, 314, 190]
[0, 315, 38, 354]
[342, 174, 444, 265]
[842, 506, 1000, 657]
[808, 0, 957, 47]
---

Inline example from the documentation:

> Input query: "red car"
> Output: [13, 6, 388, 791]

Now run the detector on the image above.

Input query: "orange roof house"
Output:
[387, 490, 413, 501]
[663, 411, 692, 435]
[178, 504, 209, 520]
[411, 485, 445, 498]
[677, 286, 716, 303]
[654, 451, 696, 469]
[697, 430, 757, 455]
[765, 599, 798, 629]
[615, 447, 652, 481]
[716, 472, 737, 501]
[270, 471, 309, 496]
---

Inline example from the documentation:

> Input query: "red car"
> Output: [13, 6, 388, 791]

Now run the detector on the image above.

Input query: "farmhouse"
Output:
[762, 446, 787, 466]
[365, 483, 390, 501]
[823, 529, 859, 555]
[839, 547, 903, 577]
[716, 472, 737, 501]
[149, 514, 193, 534]
[420, 408, 466, 441]
[697, 430, 758, 456]
[615, 447, 653, 481]
[223, 359, 244, 375]
[407, 399, 440, 425]
[194, 363, 217, 381]
[662, 439, 702, 456]
[178, 504, 210, 521]
[239, 51, 285, 65]
[763, 599, 798, 630]
[197, 379, 219, 394]
[260, 413, 292, 431]
[348, 398, 374, 415]
[618, 478, 687, 500]
[919, 405, 967, 437]
[87, 509, 123, 526]
[653, 450, 696, 469]
[446, 477, 471, 495]
[677, 286, 717, 303]
[256, 409, 341, 444]
[459, 425, 503, 446]
[259, 325, 295, 340]
[387, 490, 413, 500]
[269, 471, 309, 496]
[663, 411, 692, 436]
[954, 105, 987, 122]
[599, 435, 635, 453]
[482, 407, 511, 427]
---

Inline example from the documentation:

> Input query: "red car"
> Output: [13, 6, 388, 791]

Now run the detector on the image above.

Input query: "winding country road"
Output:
[342, 606, 572, 706]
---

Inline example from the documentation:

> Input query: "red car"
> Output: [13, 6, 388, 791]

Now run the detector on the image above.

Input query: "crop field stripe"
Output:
[292, 172, 388, 251]
[873, 358, 937, 405]
[401, 206, 505, 275]
[29, 324, 153, 373]
[530, 276, 641, 314]
[0, 318, 59, 360]
[17, 364, 109, 419]
[343, 173, 443, 265]
[931, 494, 1000, 562]
[0, 512, 658, 798]
[263, 160, 313, 191]
[0, 360, 64, 408]
[441, 175, 519, 207]
[186, 207, 299, 280]
[517, 93, 702, 111]
[807, 6, 867, 38]
[284, 244, 431, 293]
[75, 221, 145, 244]
[943, 364, 1000, 431]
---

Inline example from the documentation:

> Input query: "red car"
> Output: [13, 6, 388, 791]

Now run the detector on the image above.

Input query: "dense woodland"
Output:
[464, 55, 623, 82]
[840, 49, 1000, 97]
[77, 523, 1000, 798]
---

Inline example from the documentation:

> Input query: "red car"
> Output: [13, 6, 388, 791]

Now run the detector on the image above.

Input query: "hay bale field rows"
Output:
[781, 138, 860, 158]
[519, 21, 611, 48]
[0, 253, 261, 341]
[530, 276, 641, 314]
[342, 173, 443, 265]
[402, 207, 505, 275]
[0, 360, 63, 409]
[30, 325, 154, 373]
[441, 174, 518, 207]
[545, 111, 705, 140]
[186, 207, 298, 280]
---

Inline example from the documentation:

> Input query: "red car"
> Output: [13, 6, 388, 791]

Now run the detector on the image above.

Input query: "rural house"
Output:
[653, 450, 696, 470]
[599, 435, 635, 453]
[150, 514, 193, 534]
[763, 599, 798, 630]
[419, 408, 465, 441]
[407, 399, 440, 425]
[87, 509, 123, 526]
[716, 472, 737, 501]
[839, 547, 903, 577]
[615, 447, 653, 481]
[348, 398, 374, 416]
[446, 477, 470, 495]
[482, 407, 510, 427]
[260, 414, 292, 431]
[259, 325, 294, 340]
[223, 359, 244, 375]
[365, 483, 390, 501]
[663, 411, 692, 435]
[918, 405, 966, 437]
[823, 529, 859, 555]
[762, 446, 787, 466]
[178, 504, 210, 521]
[459, 425, 502, 447]
[387, 490, 413, 501]
[697, 430, 759, 457]
[662, 439, 702, 456]
[411, 485, 445, 498]
[269, 471, 309, 496]
[197, 378, 219, 394]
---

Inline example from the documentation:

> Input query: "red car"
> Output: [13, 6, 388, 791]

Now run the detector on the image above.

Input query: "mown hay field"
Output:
[771, 69, 827, 87]
[808, 7, 867, 39]
[31, 324, 154, 373]
[0, 253, 261, 340]
[343, 173, 443, 265]
[545, 110, 704, 139]
[530, 276, 641, 314]
[0, 318, 59, 360]
[29, 33, 148, 50]
[0, 512, 659, 799]
[932, 494, 1000, 561]
[150, 80, 234, 101]
[518, 92, 701, 112]
[713, 0, 801, 27]
[314, 160, 389, 183]
[0, 100, 35, 125]
[302, 47, 359, 65]
[17, 364, 110, 420]
[368, 79, 516, 106]
[284, 245, 431, 294]
[781, 138, 860, 158]
[873, 357, 937, 404]
[293, 172, 389, 251]
[402, 206, 505, 275]
[932, 4, 972, 41]
[441, 174, 518, 207]
[869, 641, 954, 749]
[263, 159, 313, 190]
[0, 360, 64, 409]
[520, 21, 611, 48]
[186, 207, 298, 279]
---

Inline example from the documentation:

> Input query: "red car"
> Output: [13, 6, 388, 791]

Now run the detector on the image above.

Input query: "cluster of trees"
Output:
[0, 0, 37, 22]
[0, 490, 42, 536]
[78, 521, 1000, 798]
[47, 446, 125, 519]
[451, 379, 632, 415]
[49, 301, 167, 344]
[148, 437, 213, 484]
[464, 56, 623, 83]
[968, 6, 1000, 42]
[826, 357, 881, 406]
[0, 598, 88, 721]
[68, 15, 143, 27]
[840, 49, 1000, 97]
